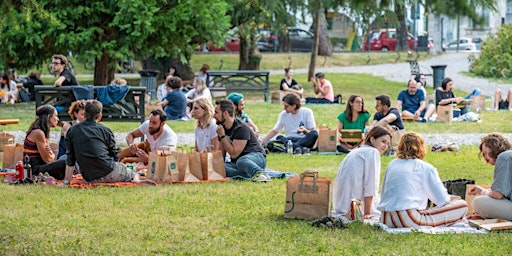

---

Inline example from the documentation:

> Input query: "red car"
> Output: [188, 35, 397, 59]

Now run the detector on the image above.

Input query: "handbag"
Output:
[317, 126, 337, 152]
[284, 170, 332, 220]
[200, 150, 226, 180]
[3, 143, 24, 169]
[147, 151, 179, 183]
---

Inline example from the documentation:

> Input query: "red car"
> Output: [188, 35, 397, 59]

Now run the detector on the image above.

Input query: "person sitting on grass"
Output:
[378, 132, 467, 228]
[190, 98, 219, 152]
[121, 109, 178, 164]
[24, 105, 67, 180]
[160, 76, 189, 121]
[261, 93, 318, 155]
[227, 92, 260, 137]
[332, 126, 391, 220]
[396, 80, 435, 122]
[370, 94, 404, 131]
[468, 133, 512, 221]
[306, 72, 335, 104]
[336, 94, 370, 154]
[65, 100, 155, 185]
[280, 68, 303, 98]
[186, 76, 211, 112]
[493, 88, 512, 111]
[214, 100, 270, 182]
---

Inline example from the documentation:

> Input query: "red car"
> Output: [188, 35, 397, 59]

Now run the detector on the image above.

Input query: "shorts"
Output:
[88, 162, 136, 183]
[498, 100, 510, 110]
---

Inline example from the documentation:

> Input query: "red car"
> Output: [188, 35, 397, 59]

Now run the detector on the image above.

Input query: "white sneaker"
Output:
[252, 172, 271, 182]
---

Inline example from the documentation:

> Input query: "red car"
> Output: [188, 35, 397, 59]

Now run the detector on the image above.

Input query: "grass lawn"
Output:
[2, 52, 512, 254]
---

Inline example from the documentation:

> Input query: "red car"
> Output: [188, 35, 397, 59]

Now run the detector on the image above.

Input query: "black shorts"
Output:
[498, 100, 510, 110]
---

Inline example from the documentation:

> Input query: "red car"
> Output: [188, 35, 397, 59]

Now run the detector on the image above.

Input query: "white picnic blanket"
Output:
[364, 218, 488, 234]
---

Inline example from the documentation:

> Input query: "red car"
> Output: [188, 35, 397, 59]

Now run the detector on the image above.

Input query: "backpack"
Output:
[265, 140, 287, 153]
[18, 89, 31, 102]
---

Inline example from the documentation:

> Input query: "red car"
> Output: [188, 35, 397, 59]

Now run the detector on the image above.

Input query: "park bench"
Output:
[407, 60, 433, 77]
[206, 70, 270, 101]
[34, 85, 146, 123]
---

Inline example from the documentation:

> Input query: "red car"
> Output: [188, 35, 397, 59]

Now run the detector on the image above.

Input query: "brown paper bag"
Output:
[0, 132, 14, 152]
[188, 151, 203, 180]
[147, 152, 179, 183]
[436, 105, 453, 123]
[284, 170, 332, 220]
[200, 150, 226, 180]
[174, 151, 200, 182]
[465, 184, 491, 215]
[317, 127, 337, 152]
[469, 95, 485, 112]
[3, 143, 24, 169]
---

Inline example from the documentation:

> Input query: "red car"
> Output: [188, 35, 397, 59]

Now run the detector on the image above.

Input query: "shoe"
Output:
[337, 145, 350, 154]
[293, 147, 302, 155]
[252, 172, 271, 182]
[302, 147, 311, 156]
[419, 118, 427, 123]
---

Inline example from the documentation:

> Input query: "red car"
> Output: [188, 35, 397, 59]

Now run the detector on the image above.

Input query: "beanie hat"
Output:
[227, 92, 243, 104]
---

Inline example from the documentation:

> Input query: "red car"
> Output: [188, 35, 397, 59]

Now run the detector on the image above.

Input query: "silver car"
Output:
[443, 37, 477, 51]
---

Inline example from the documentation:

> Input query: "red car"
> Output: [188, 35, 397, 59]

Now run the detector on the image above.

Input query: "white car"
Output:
[443, 38, 477, 51]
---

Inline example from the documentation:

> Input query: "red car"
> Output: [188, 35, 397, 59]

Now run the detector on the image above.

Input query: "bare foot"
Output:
[134, 179, 157, 186]
[466, 214, 484, 220]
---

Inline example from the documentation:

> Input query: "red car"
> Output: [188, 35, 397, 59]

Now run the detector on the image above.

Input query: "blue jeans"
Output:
[225, 151, 266, 179]
[464, 88, 481, 99]
[276, 130, 319, 150]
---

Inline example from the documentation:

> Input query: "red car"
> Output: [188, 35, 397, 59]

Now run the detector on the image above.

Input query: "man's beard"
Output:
[149, 126, 161, 135]
[216, 117, 225, 125]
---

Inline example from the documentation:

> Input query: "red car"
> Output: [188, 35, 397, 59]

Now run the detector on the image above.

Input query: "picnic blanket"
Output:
[366, 218, 488, 234]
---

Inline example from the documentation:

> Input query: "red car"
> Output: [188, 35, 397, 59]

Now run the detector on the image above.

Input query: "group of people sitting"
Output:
[332, 127, 512, 227]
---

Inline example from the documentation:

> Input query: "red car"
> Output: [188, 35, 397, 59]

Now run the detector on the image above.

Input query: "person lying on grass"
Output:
[65, 100, 155, 185]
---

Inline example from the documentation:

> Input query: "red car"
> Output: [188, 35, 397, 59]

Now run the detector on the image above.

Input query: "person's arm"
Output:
[261, 130, 279, 144]
[210, 137, 220, 151]
[395, 100, 403, 111]
[415, 101, 426, 118]
[126, 128, 144, 154]
[377, 112, 397, 126]
[54, 76, 66, 87]
[33, 131, 55, 163]
[160, 98, 169, 107]
[363, 196, 373, 219]
[468, 186, 505, 199]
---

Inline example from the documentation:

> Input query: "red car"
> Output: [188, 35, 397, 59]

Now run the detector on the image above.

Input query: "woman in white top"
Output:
[332, 126, 391, 219]
[186, 77, 211, 104]
[378, 132, 467, 228]
[190, 98, 218, 152]
[1, 73, 17, 104]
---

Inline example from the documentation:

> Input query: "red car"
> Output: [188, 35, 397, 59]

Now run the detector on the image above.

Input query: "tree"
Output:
[0, 1, 230, 84]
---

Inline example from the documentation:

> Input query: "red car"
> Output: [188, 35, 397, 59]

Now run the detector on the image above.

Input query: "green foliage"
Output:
[471, 24, 512, 78]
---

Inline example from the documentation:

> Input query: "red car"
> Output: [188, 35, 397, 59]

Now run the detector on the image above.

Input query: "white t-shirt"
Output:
[138, 120, 178, 151]
[157, 83, 167, 102]
[185, 87, 212, 101]
[332, 145, 381, 217]
[272, 107, 316, 138]
[194, 119, 217, 151]
[378, 158, 450, 212]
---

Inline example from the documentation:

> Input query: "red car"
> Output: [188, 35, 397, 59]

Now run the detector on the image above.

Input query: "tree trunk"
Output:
[318, 10, 332, 56]
[93, 53, 115, 85]
[238, 26, 260, 70]
[308, 10, 321, 80]
[395, 4, 408, 52]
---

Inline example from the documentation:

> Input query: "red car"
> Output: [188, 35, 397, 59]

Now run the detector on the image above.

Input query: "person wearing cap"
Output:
[227, 92, 259, 137]
[306, 72, 334, 104]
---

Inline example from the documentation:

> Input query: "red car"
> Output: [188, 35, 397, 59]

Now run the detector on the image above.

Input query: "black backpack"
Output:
[265, 140, 287, 153]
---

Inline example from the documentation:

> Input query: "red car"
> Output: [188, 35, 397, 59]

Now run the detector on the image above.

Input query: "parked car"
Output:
[258, 27, 314, 52]
[442, 37, 477, 51]
[363, 29, 415, 51]
[195, 37, 240, 52]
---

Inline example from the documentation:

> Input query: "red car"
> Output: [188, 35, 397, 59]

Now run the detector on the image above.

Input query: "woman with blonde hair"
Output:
[186, 77, 211, 108]
[190, 98, 218, 152]
[378, 132, 467, 228]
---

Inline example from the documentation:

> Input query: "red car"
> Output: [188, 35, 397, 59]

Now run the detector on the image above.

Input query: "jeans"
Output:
[276, 130, 319, 150]
[464, 88, 481, 99]
[225, 151, 266, 179]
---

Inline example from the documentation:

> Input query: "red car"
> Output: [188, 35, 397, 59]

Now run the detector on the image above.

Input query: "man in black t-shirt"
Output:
[371, 94, 404, 130]
[51, 54, 79, 86]
[214, 100, 270, 182]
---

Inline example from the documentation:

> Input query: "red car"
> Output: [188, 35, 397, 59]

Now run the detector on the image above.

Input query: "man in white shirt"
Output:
[261, 93, 318, 155]
[121, 109, 178, 164]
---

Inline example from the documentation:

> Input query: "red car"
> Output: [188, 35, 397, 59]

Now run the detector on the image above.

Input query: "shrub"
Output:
[471, 24, 512, 78]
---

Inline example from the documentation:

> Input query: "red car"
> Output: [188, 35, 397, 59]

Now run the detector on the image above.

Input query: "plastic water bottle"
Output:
[287, 140, 293, 154]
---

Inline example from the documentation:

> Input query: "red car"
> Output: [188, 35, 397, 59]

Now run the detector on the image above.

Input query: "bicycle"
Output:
[48, 59, 75, 76]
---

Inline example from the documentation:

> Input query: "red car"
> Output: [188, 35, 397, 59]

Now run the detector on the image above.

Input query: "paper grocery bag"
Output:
[317, 127, 337, 152]
[0, 132, 14, 152]
[147, 152, 179, 183]
[174, 151, 200, 182]
[3, 143, 24, 169]
[284, 170, 332, 220]
[200, 150, 226, 180]
[436, 105, 453, 123]
[188, 151, 203, 180]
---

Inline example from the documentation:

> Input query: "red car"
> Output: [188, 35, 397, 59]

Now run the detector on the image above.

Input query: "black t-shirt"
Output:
[280, 78, 298, 91]
[224, 119, 265, 161]
[60, 69, 79, 86]
[373, 108, 404, 130]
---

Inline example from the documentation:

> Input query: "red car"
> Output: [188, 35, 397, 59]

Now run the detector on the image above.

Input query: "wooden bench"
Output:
[206, 70, 270, 101]
[34, 85, 146, 123]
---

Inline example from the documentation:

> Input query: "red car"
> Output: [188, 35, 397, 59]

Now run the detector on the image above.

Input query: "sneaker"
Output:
[293, 147, 302, 155]
[301, 147, 311, 156]
[252, 172, 271, 182]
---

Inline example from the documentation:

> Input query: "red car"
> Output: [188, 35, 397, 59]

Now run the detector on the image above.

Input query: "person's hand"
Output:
[136, 149, 149, 163]
[129, 143, 138, 155]
[414, 110, 421, 118]
[449, 195, 461, 201]
[216, 125, 225, 137]
[297, 126, 306, 134]
[468, 185, 485, 196]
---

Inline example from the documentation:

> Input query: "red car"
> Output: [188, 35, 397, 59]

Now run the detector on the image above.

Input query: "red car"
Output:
[364, 29, 415, 51]
[196, 38, 240, 52]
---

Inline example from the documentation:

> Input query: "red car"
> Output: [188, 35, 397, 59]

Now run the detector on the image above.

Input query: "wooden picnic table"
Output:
[0, 119, 20, 125]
